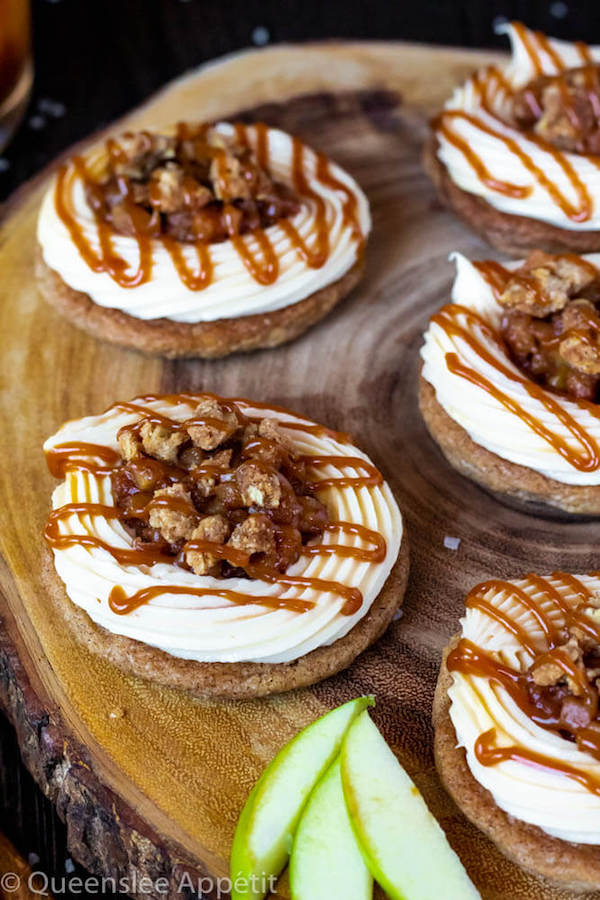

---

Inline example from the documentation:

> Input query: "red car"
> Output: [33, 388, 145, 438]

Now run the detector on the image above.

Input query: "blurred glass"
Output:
[0, 0, 32, 151]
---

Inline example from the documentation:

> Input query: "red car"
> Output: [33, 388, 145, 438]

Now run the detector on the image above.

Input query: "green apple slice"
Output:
[230, 696, 375, 900]
[340, 711, 480, 900]
[289, 759, 372, 900]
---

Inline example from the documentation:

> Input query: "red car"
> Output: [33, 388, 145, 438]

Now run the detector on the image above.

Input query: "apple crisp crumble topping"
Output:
[513, 65, 600, 154]
[84, 125, 300, 243]
[111, 397, 330, 578]
[527, 612, 600, 740]
[498, 251, 600, 400]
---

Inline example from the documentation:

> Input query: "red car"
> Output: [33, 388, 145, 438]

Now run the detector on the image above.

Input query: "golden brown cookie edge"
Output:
[35, 247, 365, 359]
[419, 373, 600, 515]
[423, 133, 600, 256]
[41, 537, 409, 700]
[434, 637, 600, 892]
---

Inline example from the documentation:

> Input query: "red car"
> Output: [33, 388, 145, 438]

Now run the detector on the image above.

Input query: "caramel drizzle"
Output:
[448, 573, 600, 791]
[45, 442, 121, 478]
[432, 297, 600, 472]
[301, 455, 384, 491]
[111, 391, 354, 443]
[474, 728, 600, 797]
[54, 122, 364, 291]
[108, 584, 314, 616]
[278, 137, 329, 268]
[44, 396, 388, 618]
[434, 24, 600, 223]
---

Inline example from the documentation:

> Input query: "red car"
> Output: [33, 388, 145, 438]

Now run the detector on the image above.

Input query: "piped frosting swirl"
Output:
[37, 122, 370, 323]
[43, 394, 402, 664]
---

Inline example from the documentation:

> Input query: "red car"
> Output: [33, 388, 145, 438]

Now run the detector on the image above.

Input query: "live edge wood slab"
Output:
[2, 39, 600, 900]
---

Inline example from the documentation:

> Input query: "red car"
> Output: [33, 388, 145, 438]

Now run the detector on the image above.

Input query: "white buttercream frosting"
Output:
[448, 573, 600, 844]
[44, 395, 402, 664]
[420, 251, 600, 485]
[37, 123, 370, 323]
[434, 23, 600, 230]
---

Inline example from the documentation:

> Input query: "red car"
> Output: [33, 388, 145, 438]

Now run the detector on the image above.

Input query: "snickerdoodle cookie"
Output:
[420, 249, 600, 515]
[434, 572, 600, 891]
[43, 392, 407, 698]
[425, 22, 600, 256]
[37, 122, 369, 357]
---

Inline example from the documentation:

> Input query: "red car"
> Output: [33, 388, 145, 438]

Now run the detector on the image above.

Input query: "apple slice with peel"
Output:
[289, 759, 372, 900]
[230, 696, 374, 900]
[341, 711, 480, 900]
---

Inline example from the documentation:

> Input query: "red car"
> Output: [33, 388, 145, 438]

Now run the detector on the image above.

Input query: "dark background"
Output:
[3, 0, 600, 199]
[0, 0, 598, 894]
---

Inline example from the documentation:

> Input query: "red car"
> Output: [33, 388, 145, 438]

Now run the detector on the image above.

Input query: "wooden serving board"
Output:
[1, 39, 599, 900]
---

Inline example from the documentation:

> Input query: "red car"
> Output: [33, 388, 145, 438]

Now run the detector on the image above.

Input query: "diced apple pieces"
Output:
[230, 696, 374, 900]
[289, 759, 372, 900]
[340, 711, 480, 900]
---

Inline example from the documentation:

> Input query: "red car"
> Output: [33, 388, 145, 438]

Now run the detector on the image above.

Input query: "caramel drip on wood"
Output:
[54, 123, 365, 291]
[433, 301, 600, 472]
[44, 397, 388, 619]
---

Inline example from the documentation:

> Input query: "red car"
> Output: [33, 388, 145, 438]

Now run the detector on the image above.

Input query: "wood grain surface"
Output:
[1, 40, 599, 900]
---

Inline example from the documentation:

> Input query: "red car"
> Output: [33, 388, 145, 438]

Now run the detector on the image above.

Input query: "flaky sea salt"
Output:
[444, 535, 461, 551]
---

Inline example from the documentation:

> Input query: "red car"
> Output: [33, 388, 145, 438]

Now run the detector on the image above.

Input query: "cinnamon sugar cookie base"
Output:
[41, 539, 409, 700]
[423, 135, 600, 257]
[35, 248, 364, 359]
[419, 375, 600, 517]
[434, 638, 600, 893]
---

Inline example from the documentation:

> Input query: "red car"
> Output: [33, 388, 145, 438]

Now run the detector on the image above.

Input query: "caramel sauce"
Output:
[278, 137, 329, 268]
[108, 583, 314, 616]
[448, 572, 600, 790]
[474, 728, 600, 797]
[44, 503, 174, 566]
[301, 455, 384, 491]
[434, 26, 600, 223]
[306, 522, 387, 563]
[46, 442, 120, 478]
[466, 578, 560, 650]
[54, 123, 364, 292]
[45, 396, 388, 619]
[436, 108, 592, 222]
[161, 235, 213, 291]
[433, 300, 600, 472]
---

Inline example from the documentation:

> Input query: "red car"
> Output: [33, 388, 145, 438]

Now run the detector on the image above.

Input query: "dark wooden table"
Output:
[0, 0, 597, 894]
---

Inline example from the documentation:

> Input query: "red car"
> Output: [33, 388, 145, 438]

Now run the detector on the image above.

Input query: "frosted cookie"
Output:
[43, 392, 407, 698]
[36, 122, 370, 357]
[425, 22, 600, 256]
[435, 572, 600, 891]
[420, 250, 600, 515]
